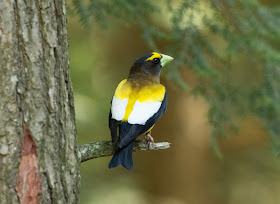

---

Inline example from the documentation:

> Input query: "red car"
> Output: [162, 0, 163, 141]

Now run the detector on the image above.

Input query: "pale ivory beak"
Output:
[160, 54, 174, 67]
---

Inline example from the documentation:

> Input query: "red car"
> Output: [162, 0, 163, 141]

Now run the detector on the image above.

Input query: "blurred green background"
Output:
[67, 0, 280, 203]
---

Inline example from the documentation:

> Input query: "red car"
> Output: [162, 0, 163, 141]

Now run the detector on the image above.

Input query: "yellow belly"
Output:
[145, 125, 155, 134]
[114, 79, 165, 122]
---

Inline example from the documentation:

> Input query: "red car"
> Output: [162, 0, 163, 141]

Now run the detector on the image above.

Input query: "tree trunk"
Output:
[0, 0, 80, 203]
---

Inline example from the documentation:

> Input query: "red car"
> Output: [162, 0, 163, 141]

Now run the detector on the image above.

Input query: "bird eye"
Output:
[153, 58, 160, 64]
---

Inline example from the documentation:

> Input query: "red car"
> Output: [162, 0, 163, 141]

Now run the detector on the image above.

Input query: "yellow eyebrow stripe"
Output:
[146, 52, 162, 61]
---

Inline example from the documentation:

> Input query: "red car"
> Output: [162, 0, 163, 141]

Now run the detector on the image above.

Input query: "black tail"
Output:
[108, 142, 134, 170]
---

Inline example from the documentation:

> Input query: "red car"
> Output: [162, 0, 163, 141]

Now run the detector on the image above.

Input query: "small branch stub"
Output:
[79, 140, 171, 163]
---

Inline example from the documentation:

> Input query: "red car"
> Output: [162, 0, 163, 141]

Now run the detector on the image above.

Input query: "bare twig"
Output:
[78, 140, 171, 163]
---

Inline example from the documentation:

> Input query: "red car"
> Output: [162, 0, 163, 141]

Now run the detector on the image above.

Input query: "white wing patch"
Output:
[128, 100, 162, 125]
[111, 97, 128, 121]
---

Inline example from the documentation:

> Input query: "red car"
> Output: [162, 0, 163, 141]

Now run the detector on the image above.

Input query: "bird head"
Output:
[129, 52, 174, 81]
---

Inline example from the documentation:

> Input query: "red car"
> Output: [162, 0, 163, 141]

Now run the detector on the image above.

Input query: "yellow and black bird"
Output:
[108, 52, 174, 170]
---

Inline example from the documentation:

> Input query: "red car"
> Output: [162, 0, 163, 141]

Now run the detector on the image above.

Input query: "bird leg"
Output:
[145, 131, 154, 149]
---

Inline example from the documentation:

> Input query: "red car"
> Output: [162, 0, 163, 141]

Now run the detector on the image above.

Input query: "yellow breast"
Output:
[114, 79, 165, 121]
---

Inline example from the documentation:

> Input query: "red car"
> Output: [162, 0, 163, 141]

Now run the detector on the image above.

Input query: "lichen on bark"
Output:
[79, 140, 171, 163]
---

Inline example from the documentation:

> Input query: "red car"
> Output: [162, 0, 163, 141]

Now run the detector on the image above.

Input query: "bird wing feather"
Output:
[109, 109, 120, 143]
[119, 92, 167, 148]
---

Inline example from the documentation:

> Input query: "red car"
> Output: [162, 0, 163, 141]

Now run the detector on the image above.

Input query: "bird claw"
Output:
[145, 132, 154, 149]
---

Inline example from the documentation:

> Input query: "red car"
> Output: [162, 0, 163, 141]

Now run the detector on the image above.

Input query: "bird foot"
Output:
[145, 132, 154, 149]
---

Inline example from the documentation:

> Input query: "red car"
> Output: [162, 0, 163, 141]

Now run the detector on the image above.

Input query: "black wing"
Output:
[119, 92, 168, 148]
[109, 110, 120, 143]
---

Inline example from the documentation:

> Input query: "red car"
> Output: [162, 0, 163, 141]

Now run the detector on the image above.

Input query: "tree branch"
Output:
[78, 140, 171, 163]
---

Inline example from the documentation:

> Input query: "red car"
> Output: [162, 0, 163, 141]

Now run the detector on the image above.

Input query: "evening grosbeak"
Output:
[108, 52, 174, 170]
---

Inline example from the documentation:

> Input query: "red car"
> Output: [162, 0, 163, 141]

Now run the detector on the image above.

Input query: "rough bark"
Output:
[79, 140, 171, 163]
[0, 0, 79, 203]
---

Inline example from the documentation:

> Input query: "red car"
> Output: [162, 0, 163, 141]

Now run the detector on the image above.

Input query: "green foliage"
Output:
[69, 0, 280, 155]
[69, 0, 157, 26]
